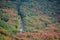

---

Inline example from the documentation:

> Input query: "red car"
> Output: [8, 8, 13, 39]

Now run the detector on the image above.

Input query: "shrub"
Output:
[0, 34, 3, 40]
[54, 35, 59, 40]
[1, 17, 9, 22]
[0, 20, 17, 31]
[34, 37, 40, 40]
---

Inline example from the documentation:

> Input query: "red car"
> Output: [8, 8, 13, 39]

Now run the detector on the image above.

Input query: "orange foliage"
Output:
[7, 20, 13, 25]
[2, 8, 17, 17]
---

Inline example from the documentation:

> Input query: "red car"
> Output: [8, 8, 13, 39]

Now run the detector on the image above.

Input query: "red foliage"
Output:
[14, 31, 60, 40]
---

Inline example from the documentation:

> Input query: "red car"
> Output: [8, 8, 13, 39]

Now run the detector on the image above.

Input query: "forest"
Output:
[0, 0, 60, 40]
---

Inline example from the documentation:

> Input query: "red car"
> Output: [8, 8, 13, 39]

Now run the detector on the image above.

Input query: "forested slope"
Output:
[0, 0, 60, 40]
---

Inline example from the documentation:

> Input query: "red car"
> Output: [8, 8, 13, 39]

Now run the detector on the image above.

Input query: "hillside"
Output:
[0, 0, 60, 40]
[0, 3, 20, 40]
